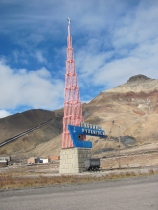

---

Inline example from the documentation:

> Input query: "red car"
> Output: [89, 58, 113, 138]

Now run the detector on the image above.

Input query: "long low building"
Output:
[27, 157, 49, 164]
[0, 159, 8, 166]
[0, 156, 11, 161]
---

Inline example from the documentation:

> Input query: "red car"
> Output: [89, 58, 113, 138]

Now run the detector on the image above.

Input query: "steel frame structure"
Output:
[62, 19, 84, 148]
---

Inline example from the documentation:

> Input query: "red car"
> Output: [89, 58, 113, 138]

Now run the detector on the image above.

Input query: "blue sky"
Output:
[0, 0, 158, 118]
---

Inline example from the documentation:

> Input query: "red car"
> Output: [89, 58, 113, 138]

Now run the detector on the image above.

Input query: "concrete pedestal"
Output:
[59, 148, 91, 174]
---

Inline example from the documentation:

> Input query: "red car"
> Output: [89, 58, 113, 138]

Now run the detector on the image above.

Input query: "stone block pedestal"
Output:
[59, 148, 91, 174]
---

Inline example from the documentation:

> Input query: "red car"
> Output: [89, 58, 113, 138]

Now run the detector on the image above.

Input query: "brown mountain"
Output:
[0, 109, 63, 157]
[0, 74, 158, 158]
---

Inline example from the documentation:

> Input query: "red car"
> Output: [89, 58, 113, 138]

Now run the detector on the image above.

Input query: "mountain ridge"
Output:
[0, 74, 158, 158]
[105, 74, 158, 93]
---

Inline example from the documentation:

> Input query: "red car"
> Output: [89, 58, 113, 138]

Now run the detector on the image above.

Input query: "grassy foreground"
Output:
[0, 169, 158, 190]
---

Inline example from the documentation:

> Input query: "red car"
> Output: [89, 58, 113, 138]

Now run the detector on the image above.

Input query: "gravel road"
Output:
[0, 175, 158, 210]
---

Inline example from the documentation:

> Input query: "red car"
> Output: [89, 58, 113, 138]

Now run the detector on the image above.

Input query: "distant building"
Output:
[27, 157, 36, 164]
[40, 158, 48, 164]
[0, 156, 11, 161]
[0, 160, 8, 167]
[27, 157, 49, 164]
[48, 156, 60, 162]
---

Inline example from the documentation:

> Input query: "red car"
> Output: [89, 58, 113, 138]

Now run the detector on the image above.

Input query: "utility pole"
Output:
[108, 120, 115, 141]
[118, 126, 121, 168]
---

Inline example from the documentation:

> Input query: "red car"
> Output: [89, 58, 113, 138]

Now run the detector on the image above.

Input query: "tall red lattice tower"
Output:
[62, 18, 84, 148]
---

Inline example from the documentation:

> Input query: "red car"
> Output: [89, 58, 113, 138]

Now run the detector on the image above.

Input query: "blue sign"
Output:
[68, 124, 105, 148]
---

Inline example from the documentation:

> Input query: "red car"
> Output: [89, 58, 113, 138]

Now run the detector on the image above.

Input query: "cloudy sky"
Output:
[0, 0, 158, 118]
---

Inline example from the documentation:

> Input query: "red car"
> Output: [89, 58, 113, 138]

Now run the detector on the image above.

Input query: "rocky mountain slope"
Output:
[0, 74, 158, 158]
[83, 74, 158, 154]
[0, 109, 63, 156]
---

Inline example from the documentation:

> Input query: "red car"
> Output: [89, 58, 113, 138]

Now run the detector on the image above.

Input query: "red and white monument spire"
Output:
[62, 18, 84, 148]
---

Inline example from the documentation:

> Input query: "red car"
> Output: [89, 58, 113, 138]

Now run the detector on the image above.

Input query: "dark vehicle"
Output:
[84, 158, 100, 171]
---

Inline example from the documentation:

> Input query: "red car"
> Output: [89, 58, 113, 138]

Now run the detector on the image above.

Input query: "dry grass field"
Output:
[1, 149, 158, 190]
[0, 166, 158, 190]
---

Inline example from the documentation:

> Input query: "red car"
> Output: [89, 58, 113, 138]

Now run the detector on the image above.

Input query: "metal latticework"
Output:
[62, 19, 84, 148]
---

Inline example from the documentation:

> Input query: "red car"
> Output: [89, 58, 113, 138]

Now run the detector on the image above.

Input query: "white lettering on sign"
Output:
[80, 122, 102, 130]
[81, 128, 105, 136]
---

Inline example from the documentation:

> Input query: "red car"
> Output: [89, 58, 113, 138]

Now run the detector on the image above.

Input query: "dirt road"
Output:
[0, 175, 158, 210]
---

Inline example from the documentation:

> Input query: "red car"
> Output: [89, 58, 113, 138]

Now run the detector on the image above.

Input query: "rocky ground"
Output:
[1, 142, 158, 175]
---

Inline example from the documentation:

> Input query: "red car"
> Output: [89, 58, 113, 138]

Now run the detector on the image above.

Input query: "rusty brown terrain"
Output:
[0, 74, 158, 165]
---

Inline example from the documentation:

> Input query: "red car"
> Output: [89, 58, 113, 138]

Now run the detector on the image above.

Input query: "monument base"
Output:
[59, 148, 91, 174]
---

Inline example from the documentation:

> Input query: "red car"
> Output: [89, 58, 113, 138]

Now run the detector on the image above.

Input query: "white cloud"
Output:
[0, 110, 11, 118]
[77, 38, 158, 89]
[112, 3, 158, 49]
[34, 51, 47, 64]
[12, 50, 29, 65]
[75, 0, 158, 90]
[0, 59, 64, 110]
